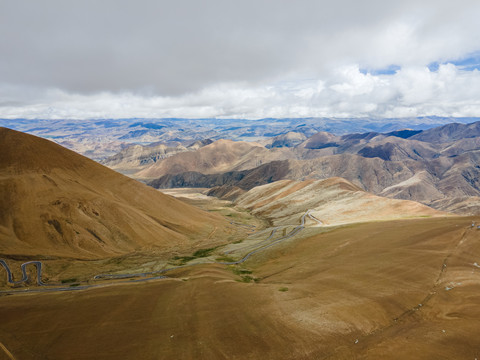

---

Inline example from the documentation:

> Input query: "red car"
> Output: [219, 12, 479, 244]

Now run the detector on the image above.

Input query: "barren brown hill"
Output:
[101, 121, 480, 177]
[439, 136, 480, 157]
[279, 154, 480, 213]
[297, 131, 341, 149]
[411, 120, 480, 143]
[100, 143, 189, 174]
[148, 155, 422, 203]
[111, 120, 480, 215]
[264, 131, 307, 148]
[430, 196, 480, 215]
[135, 139, 294, 179]
[159, 151, 480, 214]
[297, 130, 438, 161]
[355, 136, 438, 161]
[150, 160, 290, 192]
[379, 150, 480, 208]
[0, 127, 228, 259]
[101, 139, 213, 174]
[235, 178, 445, 226]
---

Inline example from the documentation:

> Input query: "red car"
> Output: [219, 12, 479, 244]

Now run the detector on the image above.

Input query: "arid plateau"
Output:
[2, 121, 480, 359]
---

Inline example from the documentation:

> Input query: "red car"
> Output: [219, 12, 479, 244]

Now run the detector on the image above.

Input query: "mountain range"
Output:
[1, 124, 480, 359]
[3, 116, 479, 160]
[141, 120, 480, 215]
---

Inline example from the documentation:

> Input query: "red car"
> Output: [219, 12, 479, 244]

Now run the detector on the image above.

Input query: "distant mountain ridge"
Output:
[100, 139, 213, 174]
[145, 120, 480, 215]
[3, 116, 479, 160]
[135, 139, 294, 179]
[410, 121, 480, 143]
[4, 117, 480, 215]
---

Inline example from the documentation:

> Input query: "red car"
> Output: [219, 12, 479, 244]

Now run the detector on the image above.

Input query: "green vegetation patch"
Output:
[232, 268, 252, 275]
[215, 255, 236, 263]
[192, 247, 218, 258]
[238, 275, 255, 283]
[169, 246, 222, 265]
[61, 278, 78, 284]
[278, 287, 289, 292]
[106, 257, 125, 265]
[169, 255, 196, 266]
[227, 266, 259, 283]
[237, 275, 260, 283]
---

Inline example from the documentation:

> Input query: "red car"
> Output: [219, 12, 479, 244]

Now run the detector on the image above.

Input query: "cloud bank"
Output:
[1, 0, 480, 119]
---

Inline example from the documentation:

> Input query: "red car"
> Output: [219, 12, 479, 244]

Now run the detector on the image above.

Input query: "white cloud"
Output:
[1, 1, 480, 119]
[330, 66, 382, 96]
[2, 62, 480, 119]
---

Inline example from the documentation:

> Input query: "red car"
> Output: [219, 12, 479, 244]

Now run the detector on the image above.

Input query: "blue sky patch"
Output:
[360, 64, 401, 75]
[429, 51, 480, 72]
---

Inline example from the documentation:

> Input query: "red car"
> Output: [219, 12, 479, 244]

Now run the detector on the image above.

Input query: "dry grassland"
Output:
[1, 216, 479, 359]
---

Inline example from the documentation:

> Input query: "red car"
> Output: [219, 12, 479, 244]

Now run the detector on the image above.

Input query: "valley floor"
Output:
[1, 215, 480, 359]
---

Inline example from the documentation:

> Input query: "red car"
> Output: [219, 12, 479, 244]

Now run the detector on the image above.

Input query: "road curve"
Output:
[96, 210, 321, 279]
[219, 209, 319, 265]
[1, 210, 322, 292]
[307, 212, 323, 225]
[223, 227, 279, 255]
[0, 260, 44, 286]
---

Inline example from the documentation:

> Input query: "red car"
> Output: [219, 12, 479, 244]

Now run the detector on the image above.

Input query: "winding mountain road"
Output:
[96, 209, 320, 279]
[218, 210, 315, 265]
[0, 260, 44, 286]
[307, 212, 323, 225]
[223, 227, 279, 255]
[1, 210, 322, 292]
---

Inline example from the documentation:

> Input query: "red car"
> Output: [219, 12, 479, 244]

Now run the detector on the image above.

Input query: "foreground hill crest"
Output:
[0, 127, 228, 259]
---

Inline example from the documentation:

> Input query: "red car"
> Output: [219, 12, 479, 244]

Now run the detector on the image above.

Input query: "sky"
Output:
[1, 0, 480, 120]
